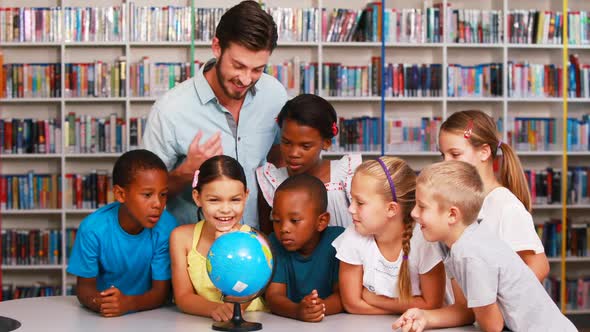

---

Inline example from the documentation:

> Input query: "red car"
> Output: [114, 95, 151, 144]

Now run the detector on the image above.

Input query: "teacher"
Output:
[142, 0, 288, 227]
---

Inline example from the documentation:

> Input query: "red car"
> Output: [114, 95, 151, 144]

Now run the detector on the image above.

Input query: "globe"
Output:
[206, 230, 274, 299]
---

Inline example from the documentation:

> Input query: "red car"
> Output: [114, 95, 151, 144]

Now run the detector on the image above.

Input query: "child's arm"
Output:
[338, 261, 391, 314]
[362, 261, 445, 313]
[264, 282, 299, 318]
[472, 303, 505, 332]
[517, 250, 549, 281]
[170, 227, 235, 321]
[392, 279, 475, 331]
[97, 281, 170, 317]
[75, 277, 103, 313]
[265, 282, 324, 322]
[320, 283, 343, 315]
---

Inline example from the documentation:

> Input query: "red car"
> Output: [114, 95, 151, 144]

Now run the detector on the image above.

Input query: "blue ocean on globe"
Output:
[206, 230, 274, 298]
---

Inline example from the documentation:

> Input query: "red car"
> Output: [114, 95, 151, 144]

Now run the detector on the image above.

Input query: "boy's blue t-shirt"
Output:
[269, 226, 344, 303]
[67, 202, 177, 295]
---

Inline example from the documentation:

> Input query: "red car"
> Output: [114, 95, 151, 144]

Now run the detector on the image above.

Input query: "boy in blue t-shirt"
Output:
[265, 174, 344, 322]
[67, 149, 177, 317]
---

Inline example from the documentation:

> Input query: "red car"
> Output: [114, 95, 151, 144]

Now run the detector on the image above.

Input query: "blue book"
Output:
[18, 176, 25, 210]
[116, 122, 122, 153]
[27, 171, 34, 209]
[6, 176, 12, 210]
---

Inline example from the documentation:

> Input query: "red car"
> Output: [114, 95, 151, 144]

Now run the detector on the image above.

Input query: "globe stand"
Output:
[211, 302, 262, 332]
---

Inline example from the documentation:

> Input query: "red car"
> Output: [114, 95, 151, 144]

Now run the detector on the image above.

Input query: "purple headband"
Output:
[377, 158, 398, 202]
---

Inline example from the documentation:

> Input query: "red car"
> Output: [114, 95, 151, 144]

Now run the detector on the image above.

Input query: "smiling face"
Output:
[411, 184, 451, 243]
[193, 177, 249, 233]
[271, 189, 327, 256]
[212, 40, 270, 100]
[280, 119, 331, 176]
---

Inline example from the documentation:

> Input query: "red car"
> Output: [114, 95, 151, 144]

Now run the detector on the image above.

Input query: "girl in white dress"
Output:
[333, 157, 446, 314]
[256, 94, 361, 233]
[438, 110, 549, 281]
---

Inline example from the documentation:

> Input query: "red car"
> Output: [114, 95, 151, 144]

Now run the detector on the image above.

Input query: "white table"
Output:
[0, 296, 481, 332]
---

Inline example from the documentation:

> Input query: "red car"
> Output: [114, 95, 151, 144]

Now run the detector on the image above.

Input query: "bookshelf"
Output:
[1, 0, 589, 315]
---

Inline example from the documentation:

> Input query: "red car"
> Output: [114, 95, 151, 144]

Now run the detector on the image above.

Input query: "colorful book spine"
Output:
[267, 7, 319, 42]
[331, 116, 381, 153]
[323, 3, 385, 43]
[322, 62, 374, 97]
[194, 7, 227, 42]
[129, 117, 147, 149]
[0, 117, 61, 155]
[64, 171, 112, 210]
[64, 112, 125, 153]
[0, 7, 62, 42]
[507, 10, 564, 45]
[130, 58, 201, 97]
[447, 63, 503, 97]
[384, 63, 442, 97]
[568, 11, 590, 45]
[0, 173, 61, 210]
[64, 5, 125, 42]
[507, 117, 558, 152]
[64, 57, 126, 98]
[1, 229, 63, 265]
[2, 63, 61, 98]
[384, 117, 441, 152]
[130, 3, 192, 42]
[525, 168, 561, 205]
[448, 9, 502, 44]
[1, 284, 67, 302]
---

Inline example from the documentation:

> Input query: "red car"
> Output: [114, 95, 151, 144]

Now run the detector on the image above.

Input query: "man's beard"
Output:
[215, 60, 251, 100]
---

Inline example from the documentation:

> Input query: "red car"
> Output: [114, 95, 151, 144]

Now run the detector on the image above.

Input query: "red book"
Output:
[75, 174, 83, 209]
[4, 120, 12, 153]
[547, 169, 553, 204]
[0, 177, 6, 209]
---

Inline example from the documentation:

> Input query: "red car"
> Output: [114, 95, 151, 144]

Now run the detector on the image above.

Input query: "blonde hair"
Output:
[355, 156, 416, 303]
[440, 110, 532, 211]
[417, 161, 485, 225]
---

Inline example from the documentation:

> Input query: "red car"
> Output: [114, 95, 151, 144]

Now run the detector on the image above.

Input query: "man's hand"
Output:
[392, 308, 427, 332]
[211, 302, 238, 322]
[99, 286, 132, 317]
[296, 290, 325, 322]
[186, 131, 223, 172]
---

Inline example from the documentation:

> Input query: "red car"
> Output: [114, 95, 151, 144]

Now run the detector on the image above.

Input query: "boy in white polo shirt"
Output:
[394, 160, 576, 332]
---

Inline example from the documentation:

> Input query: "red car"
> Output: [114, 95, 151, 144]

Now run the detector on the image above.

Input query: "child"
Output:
[67, 149, 177, 317]
[265, 174, 344, 322]
[439, 110, 549, 281]
[256, 94, 361, 233]
[169, 155, 267, 322]
[333, 157, 446, 314]
[393, 161, 576, 332]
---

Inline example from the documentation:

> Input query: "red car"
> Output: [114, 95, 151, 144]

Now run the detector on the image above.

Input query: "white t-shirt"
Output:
[446, 222, 576, 332]
[256, 154, 361, 228]
[332, 224, 443, 298]
[478, 187, 544, 254]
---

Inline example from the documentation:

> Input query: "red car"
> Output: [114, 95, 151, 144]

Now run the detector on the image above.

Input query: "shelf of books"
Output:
[1, 0, 589, 312]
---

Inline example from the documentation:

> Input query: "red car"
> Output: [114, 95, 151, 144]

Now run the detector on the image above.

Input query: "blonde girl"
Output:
[333, 157, 446, 314]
